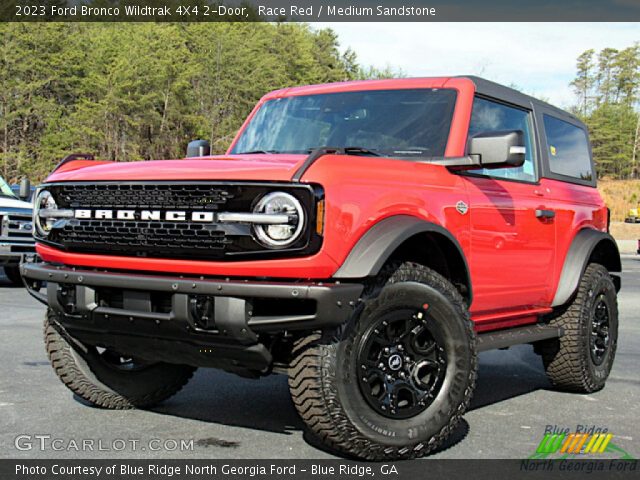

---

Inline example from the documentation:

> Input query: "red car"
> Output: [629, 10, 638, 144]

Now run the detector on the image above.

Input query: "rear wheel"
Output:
[288, 263, 477, 460]
[44, 309, 195, 409]
[3, 266, 22, 286]
[541, 263, 618, 393]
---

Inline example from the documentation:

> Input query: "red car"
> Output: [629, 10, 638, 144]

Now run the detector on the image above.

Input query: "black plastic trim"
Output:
[292, 147, 342, 182]
[552, 228, 622, 307]
[333, 215, 472, 302]
[292, 147, 390, 182]
[477, 324, 564, 352]
[67, 327, 274, 371]
[458, 171, 541, 186]
[21, 263, 364, 334]
[52, 153, 95, 173]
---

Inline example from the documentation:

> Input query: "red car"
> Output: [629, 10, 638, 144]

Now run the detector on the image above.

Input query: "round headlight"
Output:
[253, 192, 305, 248]
[34, 190, 58, 237]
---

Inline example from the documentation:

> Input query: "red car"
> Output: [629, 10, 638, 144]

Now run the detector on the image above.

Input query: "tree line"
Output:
[1, 23, 638, 182]
[0, 22, 400, 182]
[570, 45, 640, 179]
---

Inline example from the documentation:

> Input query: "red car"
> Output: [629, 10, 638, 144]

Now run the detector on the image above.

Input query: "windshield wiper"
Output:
[293, 146, 384, 182]
[306, 146, 382, 157]
[343, 146, 382, 157]
[235, 149, 280, 154]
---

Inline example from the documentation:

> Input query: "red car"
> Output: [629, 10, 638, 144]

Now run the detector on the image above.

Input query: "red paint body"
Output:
[39, 77, 608, 331]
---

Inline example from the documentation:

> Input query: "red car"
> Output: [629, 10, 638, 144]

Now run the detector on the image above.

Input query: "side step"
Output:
[477, 324, 564, 352]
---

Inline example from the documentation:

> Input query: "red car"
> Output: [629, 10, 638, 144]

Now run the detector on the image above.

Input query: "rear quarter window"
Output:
[543, 115, 593, 181]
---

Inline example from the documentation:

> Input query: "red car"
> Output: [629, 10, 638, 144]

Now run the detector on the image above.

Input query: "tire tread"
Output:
[288, 262, 477, 460]
[541, 263, 617, 393]
[44, 310, 194, 409]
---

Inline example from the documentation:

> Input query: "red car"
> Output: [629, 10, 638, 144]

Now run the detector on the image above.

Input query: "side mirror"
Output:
[19, 177, 31, 200]
[186, 140, 211, 158]
[467, 130, 526, 169]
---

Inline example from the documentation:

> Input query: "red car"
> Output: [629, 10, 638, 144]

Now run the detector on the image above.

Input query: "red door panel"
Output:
[463, 175, 556, 315]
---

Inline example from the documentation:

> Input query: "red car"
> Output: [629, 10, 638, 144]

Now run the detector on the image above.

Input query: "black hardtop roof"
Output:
[459, 75, 583, 126]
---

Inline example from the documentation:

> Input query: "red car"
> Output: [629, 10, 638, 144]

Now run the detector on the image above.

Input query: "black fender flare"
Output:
[333, 215, 472, 301]
[552, 228, 621, 307]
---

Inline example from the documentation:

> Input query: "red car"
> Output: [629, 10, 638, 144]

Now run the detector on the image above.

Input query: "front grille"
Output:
[60, 183, 235, 210]
[43, 182, 320, 261]
[0, 213, 34, 241]
[61, 219, 232, 257]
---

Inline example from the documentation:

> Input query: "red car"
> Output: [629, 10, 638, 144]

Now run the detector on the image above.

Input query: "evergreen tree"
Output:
[570, 49, 595, 116]
[0, 23, 368, 182]
[571, 45, 640, 179]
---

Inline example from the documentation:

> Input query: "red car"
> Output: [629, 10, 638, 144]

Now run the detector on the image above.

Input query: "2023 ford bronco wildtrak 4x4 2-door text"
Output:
[22, 77, 621, 460]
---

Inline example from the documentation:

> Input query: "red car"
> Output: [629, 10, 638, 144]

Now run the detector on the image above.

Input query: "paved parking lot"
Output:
[1, 256, 638, 459]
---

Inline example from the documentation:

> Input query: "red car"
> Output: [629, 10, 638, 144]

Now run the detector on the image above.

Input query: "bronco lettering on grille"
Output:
[74, 209, 215, 222]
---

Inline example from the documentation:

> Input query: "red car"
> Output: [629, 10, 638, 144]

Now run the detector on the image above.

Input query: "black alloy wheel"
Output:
[357, 306, 447, 419]
[590, 294, 611, 366]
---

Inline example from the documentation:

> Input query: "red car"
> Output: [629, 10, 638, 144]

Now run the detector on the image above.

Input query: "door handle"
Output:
[535, 209, 555, 219]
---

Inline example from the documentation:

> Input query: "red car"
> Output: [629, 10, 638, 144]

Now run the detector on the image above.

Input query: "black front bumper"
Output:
[22, 262, 363, 371]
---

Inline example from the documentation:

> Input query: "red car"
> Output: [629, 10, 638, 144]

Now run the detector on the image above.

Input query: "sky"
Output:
[318, 23, 640, 108]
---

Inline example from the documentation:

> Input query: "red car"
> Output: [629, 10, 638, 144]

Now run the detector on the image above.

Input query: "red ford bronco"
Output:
[23, 77, 621, 460]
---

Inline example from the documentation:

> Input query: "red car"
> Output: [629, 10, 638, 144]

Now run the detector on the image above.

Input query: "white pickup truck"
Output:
[0, 176, 34, 285]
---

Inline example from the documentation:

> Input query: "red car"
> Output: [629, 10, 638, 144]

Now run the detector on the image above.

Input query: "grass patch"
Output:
[598, 179, 640, 222]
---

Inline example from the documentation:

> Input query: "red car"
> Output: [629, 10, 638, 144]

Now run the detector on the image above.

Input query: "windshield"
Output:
[0, 177, 17, 198]
[231, 89, 457, 158]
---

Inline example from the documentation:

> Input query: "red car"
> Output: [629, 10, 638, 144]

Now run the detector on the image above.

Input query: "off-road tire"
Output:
[3, 266, 22, 286]
[288, 262, 477, 460]
[541, 263, 618, 393]
[44, 309, 195, 409]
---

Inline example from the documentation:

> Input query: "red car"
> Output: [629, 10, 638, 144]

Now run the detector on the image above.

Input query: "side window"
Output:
[543, 115, 593, 181]
[467, 97, 536, 182]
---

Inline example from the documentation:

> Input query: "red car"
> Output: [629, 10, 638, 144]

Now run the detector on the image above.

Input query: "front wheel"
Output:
[288, 263, 477, 460]
[44, 309, 195, 409]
